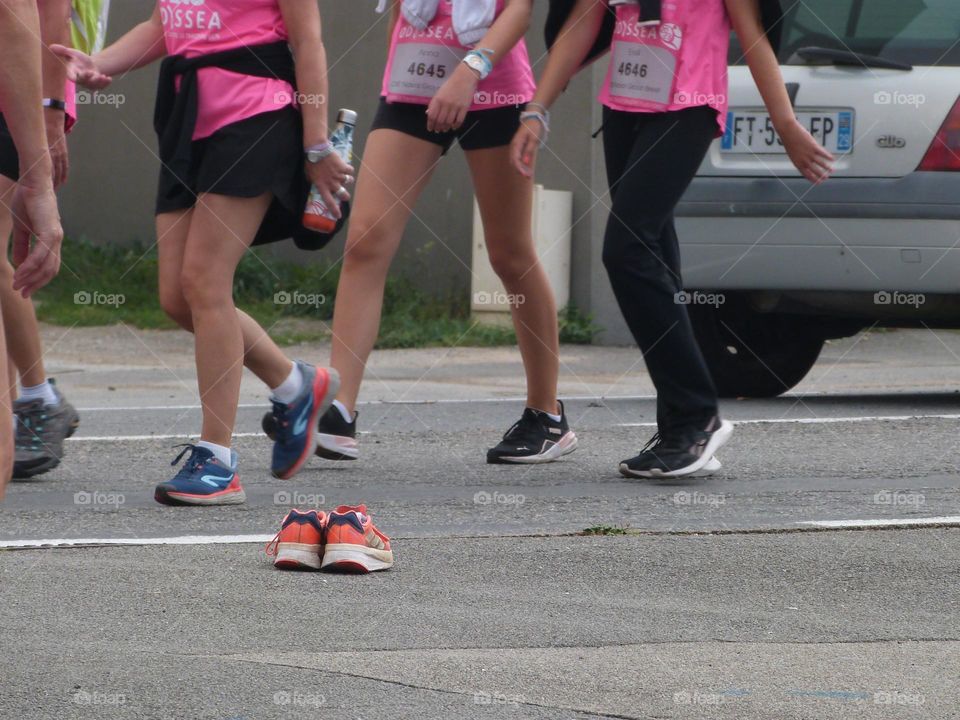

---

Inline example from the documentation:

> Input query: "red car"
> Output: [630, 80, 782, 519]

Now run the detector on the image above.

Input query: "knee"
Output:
[601, 232, 625, 275]
[342, 220, 396, 271]
[179, 265, 225, 315]
[602, 224, 656, 276]
[487, 243, 536, 286]
[159, 284, 193, 330]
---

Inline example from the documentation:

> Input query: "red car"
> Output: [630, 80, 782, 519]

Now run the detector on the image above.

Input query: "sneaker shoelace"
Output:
[270, 399, 293, 444]
[14, 404, 46, 451]
[169, 443, 210, 480]
[501, 410, 542, 442]
[640, 429, 708, 459]
[639, 432, 690, 456]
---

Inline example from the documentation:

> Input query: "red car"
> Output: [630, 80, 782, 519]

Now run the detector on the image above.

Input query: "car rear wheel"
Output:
[688, 297, 825, 398]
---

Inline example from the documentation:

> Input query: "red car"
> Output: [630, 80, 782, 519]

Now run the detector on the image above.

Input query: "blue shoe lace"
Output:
[169, 443, 212, 480]
[271, 400, 294, 445]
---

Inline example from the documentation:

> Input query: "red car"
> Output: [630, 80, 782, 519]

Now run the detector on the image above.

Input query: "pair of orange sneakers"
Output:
[266, 504, 393, 573]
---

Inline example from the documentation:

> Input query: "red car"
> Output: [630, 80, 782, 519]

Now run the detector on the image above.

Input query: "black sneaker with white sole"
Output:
[487, 401, 578, 464]
[262, 405, 358, 461]
[619, 417, 733, 479]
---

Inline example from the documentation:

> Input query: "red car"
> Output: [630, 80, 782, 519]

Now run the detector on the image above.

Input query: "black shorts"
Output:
[156, 107, 303, 216]
[0, 114, 19, 182]
[371, 98, 522, 154]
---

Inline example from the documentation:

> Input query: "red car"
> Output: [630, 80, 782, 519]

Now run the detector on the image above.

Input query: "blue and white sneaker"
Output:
[270, 361, 340, 479]
[154, 444, 246, 506]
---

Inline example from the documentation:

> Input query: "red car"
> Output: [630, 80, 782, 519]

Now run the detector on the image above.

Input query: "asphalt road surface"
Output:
[1, 327, 957, 719]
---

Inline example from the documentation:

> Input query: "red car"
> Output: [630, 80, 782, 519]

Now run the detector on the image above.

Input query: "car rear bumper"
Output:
[677, 172, 960, 221]
[675, 172, 960, 294]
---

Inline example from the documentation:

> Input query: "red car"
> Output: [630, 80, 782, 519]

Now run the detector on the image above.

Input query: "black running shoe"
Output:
[619, 417, 733, 479]
[262, 405, 358, 461]
[487, 401, 578, 464]
[13, 381, 80, 479]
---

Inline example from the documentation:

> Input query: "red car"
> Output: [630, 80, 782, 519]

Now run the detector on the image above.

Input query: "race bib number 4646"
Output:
[609, 42, 676, 106]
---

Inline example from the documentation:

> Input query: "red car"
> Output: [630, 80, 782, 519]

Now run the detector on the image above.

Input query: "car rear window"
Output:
[729, 0, 960, 66]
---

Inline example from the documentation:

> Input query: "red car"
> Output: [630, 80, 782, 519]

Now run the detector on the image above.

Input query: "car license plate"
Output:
[721, 110, 854, 154]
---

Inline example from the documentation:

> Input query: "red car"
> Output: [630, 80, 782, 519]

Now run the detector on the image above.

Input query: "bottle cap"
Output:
[337, 109, 358, 126]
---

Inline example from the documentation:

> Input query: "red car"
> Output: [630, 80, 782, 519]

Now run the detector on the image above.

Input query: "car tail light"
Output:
[918, 97, 960, 171]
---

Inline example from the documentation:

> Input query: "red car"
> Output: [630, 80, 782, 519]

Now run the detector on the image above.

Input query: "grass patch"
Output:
[581, 524, 631, 536]
[35, 240, 597, 349]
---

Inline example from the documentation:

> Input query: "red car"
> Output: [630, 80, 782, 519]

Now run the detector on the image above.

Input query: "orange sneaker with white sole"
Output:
[321, 504, 393, 573]
[266, 509, 326, 570]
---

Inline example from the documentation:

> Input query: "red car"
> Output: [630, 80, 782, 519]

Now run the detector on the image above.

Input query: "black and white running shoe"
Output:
[619, 416, 733, 479]
[262, 405, 359, 461]
[487, 401, 578, 464]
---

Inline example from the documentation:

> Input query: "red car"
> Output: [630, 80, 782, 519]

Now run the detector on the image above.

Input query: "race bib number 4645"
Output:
[389, 43, 466, 99]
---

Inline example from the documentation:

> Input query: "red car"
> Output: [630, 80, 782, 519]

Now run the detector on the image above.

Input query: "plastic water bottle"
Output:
[303, 109, 357, 233]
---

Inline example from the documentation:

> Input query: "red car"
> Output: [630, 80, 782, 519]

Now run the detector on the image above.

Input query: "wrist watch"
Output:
[42, 98, 66, 112]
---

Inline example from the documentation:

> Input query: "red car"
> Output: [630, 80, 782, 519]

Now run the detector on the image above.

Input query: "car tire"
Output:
[687, 296, 825, 399]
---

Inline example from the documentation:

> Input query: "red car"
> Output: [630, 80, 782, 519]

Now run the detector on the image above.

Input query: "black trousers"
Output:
[601, 105, 719, 436]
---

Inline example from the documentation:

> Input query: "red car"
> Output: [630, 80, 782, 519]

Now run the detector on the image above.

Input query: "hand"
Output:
[510, 115, 545, 178]
[49, 44, 112, 89]
[426, 64, 479, 133]
[778, 118, 835, 184]
[305, 152, 355, 220]
[11, 179, 63, 297]
[45, 113, 69, 188]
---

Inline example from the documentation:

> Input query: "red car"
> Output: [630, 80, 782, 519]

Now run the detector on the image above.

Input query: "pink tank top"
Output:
[160, 0, 294, 140]
[382, 0, 535, 111]
[65, 81, 77, 133]
[598, 0, 730, 135]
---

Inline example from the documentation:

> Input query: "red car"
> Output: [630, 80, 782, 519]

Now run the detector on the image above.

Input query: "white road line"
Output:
[64, 412, 960, 442]
[74, 394, 659, 412]
[617, 414, 960, 428]
[0, 534, 273, 550]
[798, 516, 960, 529]
[75, 403, 273, 412]
[67, 432, 266, 442]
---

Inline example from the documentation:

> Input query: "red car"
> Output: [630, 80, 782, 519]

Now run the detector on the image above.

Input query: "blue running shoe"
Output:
[155, 444, 246, 506]
[270, 361, 340, 479]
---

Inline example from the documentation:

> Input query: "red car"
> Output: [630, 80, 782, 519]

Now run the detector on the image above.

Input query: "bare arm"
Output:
[510, 0, 607, 175]
[279, 0, 353, 217]
[280, 0, 330, 148]
[725, 0, 833, 183]
[427, 0, 534, 133]
[51, 3, 166, 88]
[0, 0, 53, 180]
[92, 2, 166, 76]
[0, 0, 64, 297]
[39, 0, 71, 187]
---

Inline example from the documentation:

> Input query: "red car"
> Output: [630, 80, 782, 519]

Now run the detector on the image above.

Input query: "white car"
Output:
[677, 0, 960, 397]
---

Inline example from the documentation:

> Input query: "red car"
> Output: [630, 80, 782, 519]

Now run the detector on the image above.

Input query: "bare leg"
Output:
[178, 192, 289, 447]
[0, 304, 9, 497]
[329, 129, 443, 413]
[157, 209, 294, 394]
[0, 175, 46, 397]
[466, 145, 560, 414]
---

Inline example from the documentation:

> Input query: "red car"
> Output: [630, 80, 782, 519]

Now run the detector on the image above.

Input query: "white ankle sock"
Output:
[332, 399, 354, 423]
[531, 406, 562, 423]
[198, 440, 233, 468]
[20, 380, 59, 407]
[270, 362, 304, 405]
